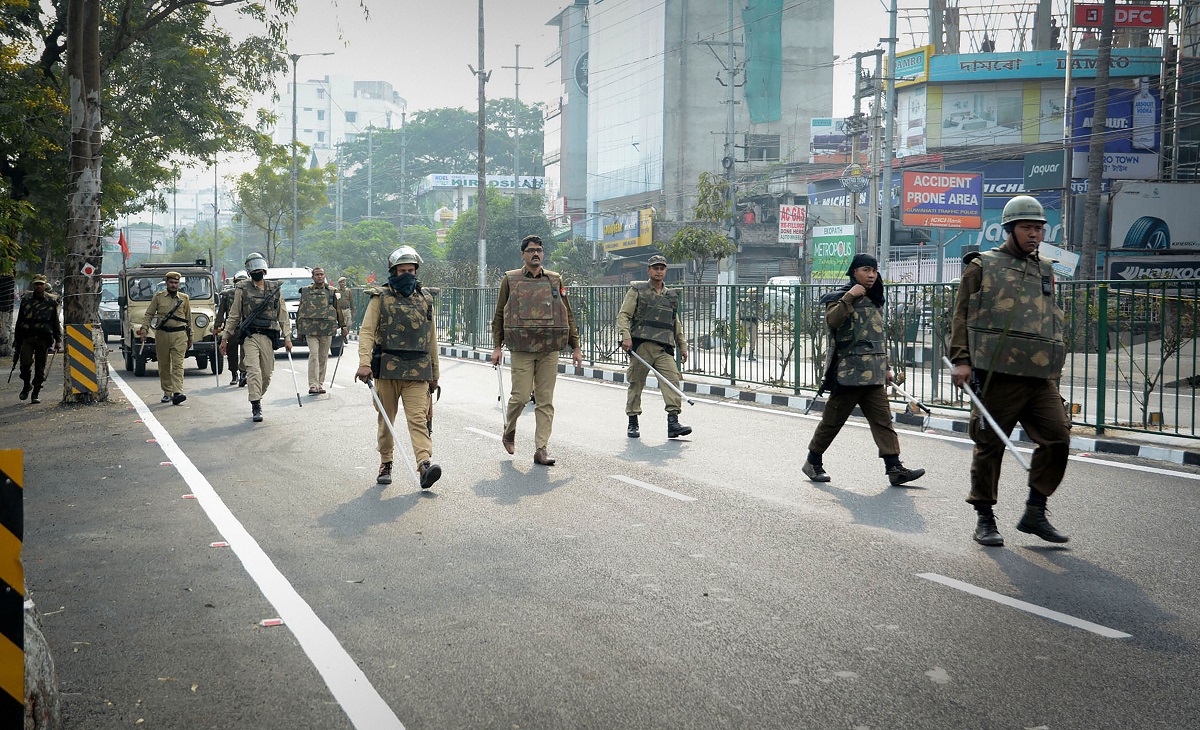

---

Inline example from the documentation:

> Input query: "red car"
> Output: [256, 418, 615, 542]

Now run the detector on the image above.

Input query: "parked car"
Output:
[118, 260, 220, 376]
[762, 275, 803, 318]
[265, 267, 345, 357]
[98, 275, 121, 340]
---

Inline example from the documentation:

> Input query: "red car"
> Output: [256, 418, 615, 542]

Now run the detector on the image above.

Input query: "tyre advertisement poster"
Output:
[809, 225, 856, 282]
[1110, 182, 1200, 250]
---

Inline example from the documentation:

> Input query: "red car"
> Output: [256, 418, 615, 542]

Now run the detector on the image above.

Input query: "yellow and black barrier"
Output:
[0, 449, 24, 722]
[65, 323, 98, 394]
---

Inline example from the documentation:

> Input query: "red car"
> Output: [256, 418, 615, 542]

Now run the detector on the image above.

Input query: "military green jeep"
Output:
[118, 260, 221, 376]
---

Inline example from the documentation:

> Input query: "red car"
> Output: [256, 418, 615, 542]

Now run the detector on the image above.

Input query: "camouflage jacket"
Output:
[824, 291, 888, 387]
[16, 291, 61, 341]
[221, 279, 289, 343]
[214, 287, 235, 330]
[297, 283, 345, 337]
[493, 267, 577, 353]
[357, 285, 439, 382]
[616, 281, 686, 348]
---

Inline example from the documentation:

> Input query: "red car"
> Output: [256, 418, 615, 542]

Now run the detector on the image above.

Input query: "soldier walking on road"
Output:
[617, 254, 692, 439]
[949, 195, 1071, 547]
[490, 235, 583, 466]
[298, 267, 348, 395]
[215, 272, 247, 386]
[802, 253, 925, 486]
[220, 252, 292, 422]
[14, 274, 62, 404]
[139, 271, 192, 406]
[354, 246, 442, 489]
[337, 276, 356, 335]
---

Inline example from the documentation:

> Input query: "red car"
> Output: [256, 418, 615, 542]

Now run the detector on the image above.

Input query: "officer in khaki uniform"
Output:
[215, 272, 248, 386]
[138, 271, 192, 405]
[616, 254, 692, 439]
[298, 267, 348, 394]
[14, 274, 62, 404]
[489, 235, 583, 466]
[354, 246, 441, 489]
[950, 195, 1071, 547]
[337, 276, 356, 334]
[219, 252, 292, 422]
[802, 253, 924, 486]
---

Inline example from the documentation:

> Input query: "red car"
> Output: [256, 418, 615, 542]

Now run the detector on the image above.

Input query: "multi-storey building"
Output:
[274, 76, 407, 167]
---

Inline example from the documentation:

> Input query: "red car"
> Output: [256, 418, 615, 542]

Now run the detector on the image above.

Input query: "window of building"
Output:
[345, 111, 357, 124]
[317, 110, 325, 121]
[317, 132, 325, 142]
[744, 133, 781, 162]
[316, 88, 325, 100]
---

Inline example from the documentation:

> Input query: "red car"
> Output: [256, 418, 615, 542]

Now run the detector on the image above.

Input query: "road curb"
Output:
[440, 345, 1200, 468]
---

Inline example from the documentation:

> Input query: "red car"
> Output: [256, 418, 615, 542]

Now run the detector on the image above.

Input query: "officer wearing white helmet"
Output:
[354, 246, 442, 489]
[220, 252, 292, 422]
[949, 195, 1072, 547]
[215, 271, 249, 386]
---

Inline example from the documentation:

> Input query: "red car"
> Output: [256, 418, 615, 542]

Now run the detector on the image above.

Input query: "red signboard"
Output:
[1073, 4, 1167, 29]
[901, 171, 984, 230]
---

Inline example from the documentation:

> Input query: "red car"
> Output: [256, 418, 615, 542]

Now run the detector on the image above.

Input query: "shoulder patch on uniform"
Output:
[365, 286, 384, 297]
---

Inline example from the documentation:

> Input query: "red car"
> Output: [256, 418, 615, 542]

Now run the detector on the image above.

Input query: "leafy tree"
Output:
[235, 145, 334, 267]
[443, 188, 552, 271]
[549, 236, 607, 286]
[658, 172, 736, 283]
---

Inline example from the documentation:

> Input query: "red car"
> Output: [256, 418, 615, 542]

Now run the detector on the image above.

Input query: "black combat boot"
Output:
[376, 461, 393, 485]
[802, 451, 830, 482]
[418, 460, 442, 489]
[973, 509, 1004, 547]
[251, 400, 263, 422]
[19, 379, 31, 400]
[627, 415, 640, 438]
[238, 372, 247, 387]
[666, 413, 692, 438]
[29, 386, 41, 404]
[883, 455, 925, 486]
[229, 372, 238, 385]
[172, 393, 187, 406]
[1016, 504, 1069, 543]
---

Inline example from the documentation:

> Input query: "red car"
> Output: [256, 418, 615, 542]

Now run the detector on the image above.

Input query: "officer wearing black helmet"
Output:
[354, 246, 442, 490]
[950, 195, 1071, 547]
[220, 252, 292, 422]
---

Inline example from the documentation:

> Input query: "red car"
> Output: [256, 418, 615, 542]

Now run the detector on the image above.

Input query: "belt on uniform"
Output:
[159, 325, 187, 332]
[247, 327, 278, 337]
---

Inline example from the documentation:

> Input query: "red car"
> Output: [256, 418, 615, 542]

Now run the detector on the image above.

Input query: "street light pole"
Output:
[290, 51, 333, 267]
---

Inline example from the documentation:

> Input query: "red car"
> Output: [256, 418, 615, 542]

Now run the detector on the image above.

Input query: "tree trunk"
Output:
[1080, 0, 1115, 281]
[64, 0, 107, 404]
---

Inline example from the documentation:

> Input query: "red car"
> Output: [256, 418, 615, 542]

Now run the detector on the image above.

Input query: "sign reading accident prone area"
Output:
[901, 170, 984, 230]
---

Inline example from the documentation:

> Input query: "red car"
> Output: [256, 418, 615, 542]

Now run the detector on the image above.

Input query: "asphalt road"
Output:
[8, 349, 1200, 729]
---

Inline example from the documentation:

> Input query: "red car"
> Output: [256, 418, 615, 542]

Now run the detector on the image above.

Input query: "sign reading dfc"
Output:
[901, 170, 984, 230]
[1073, 4, 1167, 29]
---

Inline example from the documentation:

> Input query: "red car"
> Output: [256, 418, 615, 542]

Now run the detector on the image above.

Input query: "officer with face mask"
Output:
[354, 246, 442, 489]
[220, 253, 292, 422]
[950, 195, 1071, 547]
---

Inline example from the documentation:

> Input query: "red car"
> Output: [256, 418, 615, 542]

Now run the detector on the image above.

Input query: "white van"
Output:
[264, 267, 345, 356]
[762, 275, 803, 317]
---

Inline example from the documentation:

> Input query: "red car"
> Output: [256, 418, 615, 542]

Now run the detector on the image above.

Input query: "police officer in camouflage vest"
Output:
[617, 254, 692, 439]
[803, 253, 925, 487]
[489, 235, 583, 466]
[298, 267, 348, 395]
[336, 276, 356, 333]
[220, 252, 292, 423]
[355, 246, 442, 489]
[950, 195, 1070, 547]
[139, 270, 193, 405]
[15, 274, 62, 404]
[215, 272, 248, 386]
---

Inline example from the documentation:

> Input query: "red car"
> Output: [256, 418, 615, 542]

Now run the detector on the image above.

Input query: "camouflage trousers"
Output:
[967, 372, 1070, 506]
[625, 341, 682, 415]
[807, 384, 900, 458]
[374, 378, 432, 465]
[505, 350, 560, 450]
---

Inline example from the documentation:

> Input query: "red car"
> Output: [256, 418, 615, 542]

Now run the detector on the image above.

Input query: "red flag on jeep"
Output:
[118, 230, 130, 261]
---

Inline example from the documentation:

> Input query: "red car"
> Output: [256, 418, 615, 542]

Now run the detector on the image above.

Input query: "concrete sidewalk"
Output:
[443, 345, 1200, 469]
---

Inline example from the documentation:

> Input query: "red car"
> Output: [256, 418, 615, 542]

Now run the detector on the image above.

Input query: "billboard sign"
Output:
[929, 48, 1161, 82]
[777, 204, 807, 244]
[1071, 86, 1160, 179]
[1023, 150, 1068, 191]
[901, 171, 984, 229]
[418, 174, 545, 194]
[894, 45, 932, 87]
[1073, 4, 1167, 29]
[600, 211, 642, 253]
[809, 117, 868, 160]
[1108, 255, 1200, 282]
[810, 225, 856, 281]
[1110, 183, 1200, 250]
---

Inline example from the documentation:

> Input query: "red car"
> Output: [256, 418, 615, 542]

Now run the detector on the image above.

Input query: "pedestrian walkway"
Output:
[442, 345, 1200, 469]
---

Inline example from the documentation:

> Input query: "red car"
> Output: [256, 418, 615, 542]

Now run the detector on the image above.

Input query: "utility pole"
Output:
[366, 125, 374, 219]
[504, 45, 532, 241]
[399, 111, 407, 245]
[880, 0, 898, 267]
[469, 0, 491, 287]
[212, 165, 219, 268]
[335, 142, 343, 234]
[1061, 0, 1075, 249]
[868, 52, 884, 253]
[289, 51, 334, 267]
[847, 50, 881, 244]
[1081, 0, 1116, 280]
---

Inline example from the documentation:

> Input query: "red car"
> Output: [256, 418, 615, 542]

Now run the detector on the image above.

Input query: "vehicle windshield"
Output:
[100, 280, 119, 302]
[126, 275, 213, 301]
[273, 277, 311, 301]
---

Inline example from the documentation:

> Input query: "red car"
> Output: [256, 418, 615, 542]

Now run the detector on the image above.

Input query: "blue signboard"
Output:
[929, 48, 1161, 82]
[1071, 87, 1160, 153]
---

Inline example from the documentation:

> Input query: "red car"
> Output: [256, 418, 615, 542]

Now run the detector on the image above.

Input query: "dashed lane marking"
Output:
[609, 475, 697, 503]
[918, 572, 1131, 639]
[108, 367, 406, 729]
[465, 427, 500, 440]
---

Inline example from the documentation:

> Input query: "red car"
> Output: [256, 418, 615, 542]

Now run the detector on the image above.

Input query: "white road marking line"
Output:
[109, 367, 406, 730]
[609, 475, 697, 502]
[917, 572, 1131, 639]
[465, 427, 500, 440]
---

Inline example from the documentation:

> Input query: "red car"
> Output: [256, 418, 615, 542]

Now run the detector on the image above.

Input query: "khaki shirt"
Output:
[490, 266, 581, 349]
[616, 284, 687, 350]
[140, 291, 192, 337]
[220, 281, 291, 344]
[357, 289, 440, 379]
